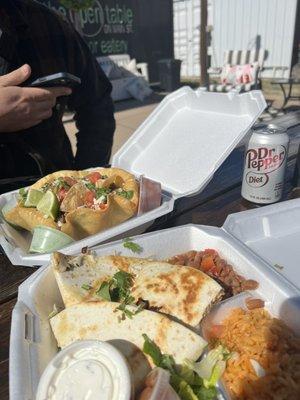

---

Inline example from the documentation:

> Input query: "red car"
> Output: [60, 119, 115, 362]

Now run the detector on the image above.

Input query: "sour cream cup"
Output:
[36, 340, 132, 400]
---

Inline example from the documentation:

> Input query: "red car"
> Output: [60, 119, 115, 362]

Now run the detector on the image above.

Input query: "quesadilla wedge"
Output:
[4, 168, 139, 241]
[50, 301, 207, 364]
[51, 252, 223, 327]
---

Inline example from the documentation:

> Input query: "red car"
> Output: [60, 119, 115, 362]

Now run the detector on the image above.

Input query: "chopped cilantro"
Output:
[95, 270, 144, 319]
[113, 271, 133, 294]
[122, 237, 143, 254]
[96, 281, 111, 301]
[117, 190, 134, 200]
[54, 178, 71, 190]
[85, 182, 96, 191]
[95, 187, 111, 199]
[41, 183, 51, 193]
[81, 283, 92, 291]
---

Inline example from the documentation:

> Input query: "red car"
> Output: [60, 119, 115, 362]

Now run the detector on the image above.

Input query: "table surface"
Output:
[1, 113, 300, 399]
[271, 78, 300, 84]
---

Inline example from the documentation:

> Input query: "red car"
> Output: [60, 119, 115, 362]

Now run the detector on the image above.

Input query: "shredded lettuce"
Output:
[185, 345, 231, 383]
[194, 386, 217, 400]
[142, 336, 229, 400]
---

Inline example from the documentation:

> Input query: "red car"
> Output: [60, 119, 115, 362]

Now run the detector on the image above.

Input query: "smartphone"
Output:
[29, 72, 81, 88]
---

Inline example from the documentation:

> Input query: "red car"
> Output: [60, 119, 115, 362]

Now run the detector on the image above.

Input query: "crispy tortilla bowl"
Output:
[4, 168, 139, 241]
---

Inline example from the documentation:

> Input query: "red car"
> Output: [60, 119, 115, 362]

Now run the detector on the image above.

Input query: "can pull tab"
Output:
[266, 124, 286, 134]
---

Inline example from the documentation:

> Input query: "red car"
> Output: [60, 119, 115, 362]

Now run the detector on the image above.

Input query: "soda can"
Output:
[241, 124, 289, 204]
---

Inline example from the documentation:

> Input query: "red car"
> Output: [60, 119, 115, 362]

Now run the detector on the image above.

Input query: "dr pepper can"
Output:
[241, 124, 289, 204]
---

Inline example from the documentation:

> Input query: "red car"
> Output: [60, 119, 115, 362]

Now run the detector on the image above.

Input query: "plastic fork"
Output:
[137, 176, 162, 216]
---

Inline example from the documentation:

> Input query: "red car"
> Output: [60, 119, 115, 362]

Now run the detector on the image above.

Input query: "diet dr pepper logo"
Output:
[245, 145, 287, 188]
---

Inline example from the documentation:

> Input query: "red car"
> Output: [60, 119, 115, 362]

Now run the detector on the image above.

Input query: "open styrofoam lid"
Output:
[112, 87, 266, 198]
[224, 198, 300, 291]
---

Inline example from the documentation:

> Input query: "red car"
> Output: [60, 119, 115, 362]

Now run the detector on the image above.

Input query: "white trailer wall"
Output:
[174, 0, 298, 79]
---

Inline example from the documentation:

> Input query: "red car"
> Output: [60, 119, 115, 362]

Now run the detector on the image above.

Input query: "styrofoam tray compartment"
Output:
[0, 189, 173, 266]
[0, 88, 266, 266]
[10, 224, 300, 400]
[224, 198, 300, 291]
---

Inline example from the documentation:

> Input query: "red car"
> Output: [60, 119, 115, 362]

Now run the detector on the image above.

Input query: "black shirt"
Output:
[0, 0, 115, 179]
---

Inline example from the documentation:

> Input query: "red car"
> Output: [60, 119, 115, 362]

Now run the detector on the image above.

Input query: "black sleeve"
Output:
[65, 29, 115, 169]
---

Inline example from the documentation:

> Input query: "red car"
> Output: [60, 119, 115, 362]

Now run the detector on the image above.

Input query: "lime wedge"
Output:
[30, 226, 74, 253]
[24, 189, 44, 207]
[36, 191, 59, 220]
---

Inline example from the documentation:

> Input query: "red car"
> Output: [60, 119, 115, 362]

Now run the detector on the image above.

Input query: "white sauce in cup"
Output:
[36, 340, 132, 400]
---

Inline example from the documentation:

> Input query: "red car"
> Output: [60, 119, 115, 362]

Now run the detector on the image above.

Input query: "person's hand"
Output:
[0, 64, 72, 132]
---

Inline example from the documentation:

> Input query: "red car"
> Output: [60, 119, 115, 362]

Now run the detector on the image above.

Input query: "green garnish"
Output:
[41, 183, 51, 193]
[96, 281, 111, 300]
[54, 177, 71, 190]
[96, 270, 144, 319]
[122, 237, 143, 254]
[95, 187, 111, 199]
[19, 188, 28, 205]
[117, 190, 134, 200]
[81, 283, 92, 291]
[101, 175, 108, 179]
[85, 182, 96, 191]
[143, 334, 176, 372]
[142, 335, 229, 400]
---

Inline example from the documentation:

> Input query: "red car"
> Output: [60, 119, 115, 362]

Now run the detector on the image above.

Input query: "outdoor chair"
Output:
[97, 54, 149, 101]
[208, 48, 266, 92]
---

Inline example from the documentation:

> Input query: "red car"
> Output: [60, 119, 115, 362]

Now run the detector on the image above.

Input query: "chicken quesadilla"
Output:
[50, 301, 207, 391]
[51, 252, 223, 327]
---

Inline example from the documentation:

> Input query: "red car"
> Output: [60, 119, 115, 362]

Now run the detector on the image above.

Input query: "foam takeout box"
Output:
[0, 87, 266, 266]
[10, 222, 300, 400]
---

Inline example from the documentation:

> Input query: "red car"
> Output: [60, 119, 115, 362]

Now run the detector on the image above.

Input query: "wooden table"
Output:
[271, 78, 300, 110]
[1, 114, 300, 399]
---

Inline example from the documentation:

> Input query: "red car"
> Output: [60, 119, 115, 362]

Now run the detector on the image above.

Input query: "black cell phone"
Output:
[29, 72, 81, 88]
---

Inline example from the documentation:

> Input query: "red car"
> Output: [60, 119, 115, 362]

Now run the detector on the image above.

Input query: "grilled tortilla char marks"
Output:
[111, 255, 131, 272]
[50, 301, 207, 364]
[180, 269, 206, 324]
[51, 253, 223, 326]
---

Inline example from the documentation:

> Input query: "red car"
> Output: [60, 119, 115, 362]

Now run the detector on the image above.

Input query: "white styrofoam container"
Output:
[224, 198, 300, 291]
[0, 87, 266, 266]
[10, 224, 300, 400]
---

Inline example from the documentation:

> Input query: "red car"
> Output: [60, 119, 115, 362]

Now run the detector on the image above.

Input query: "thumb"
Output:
[0, 64, 31, 87]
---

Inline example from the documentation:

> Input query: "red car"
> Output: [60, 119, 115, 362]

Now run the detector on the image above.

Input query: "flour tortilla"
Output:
[51, 253, 223, 327]
[50, 301, 207, 391]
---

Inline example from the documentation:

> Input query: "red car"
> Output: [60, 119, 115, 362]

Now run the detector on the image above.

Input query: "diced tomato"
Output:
[203, 248, 218, 256]
[209, 265, 220, 275]
[57, 187, 68, 202]
[84, 190, 95, 206]
[208, 324, 224, 339]
[86, 172, 102, 184]
[99, 203, 107, 210]
[200, 255, 216, 272]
